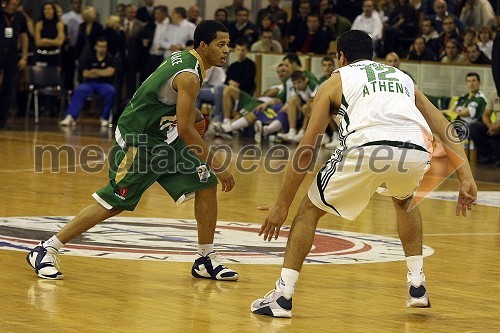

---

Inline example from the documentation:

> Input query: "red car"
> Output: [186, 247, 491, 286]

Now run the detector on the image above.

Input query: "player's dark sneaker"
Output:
[26, 242, 63, 280]
[191, 251, 239, 281]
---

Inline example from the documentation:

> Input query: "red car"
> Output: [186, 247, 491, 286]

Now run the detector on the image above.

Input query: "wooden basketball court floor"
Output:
[0, 119, 499, 333]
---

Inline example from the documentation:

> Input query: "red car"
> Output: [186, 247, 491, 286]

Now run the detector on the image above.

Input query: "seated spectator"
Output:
[381, 0, 418, 57]
[256, 0, 288, 42]
[420, 0, 458, 17]
[287, 0, 310, 47]
[257, 13, 281, 43]
[407, 36, 438, 61]
[466, 43, 491, 64]
[351, 0, 383, 47]
[211, 39, 256, 125]
[441, 39, 468, 64]
[469, 90, 500, 166]
[214, 8, 229, 27]
[195, 66, 226, 110]
[435, 15, 464, 58]
[323, 8, 352, 42]
[462, 28, 477, 52]
[224, 0, 245, 22]
[213, 63, 291, 141]
[290, 13, 329, 54]
[459, 0, 497, 32]
[226, 39, 256, 95]
[227, 7, 259, 48]
[59, 37, 116, 127]
[251, 28, 283, 53]
[477, 26, 493, 59]
[257, 70, 319, 143]
[317, 56, 336, 84]
[420, 18, 439, 45]
[187, 5, 203, 25]
[445, 72, 487, 139]
[431, 0, 465, 34]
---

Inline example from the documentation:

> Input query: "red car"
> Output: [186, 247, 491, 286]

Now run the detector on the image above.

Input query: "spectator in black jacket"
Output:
[466, 43, 491, 64]
[227, 8, 259, 48]
[407, 37, 437, 61]
[290, 13, 329, 54]
[136, 0, 155, 23]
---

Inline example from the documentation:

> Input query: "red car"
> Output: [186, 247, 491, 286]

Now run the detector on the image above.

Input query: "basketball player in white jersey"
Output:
[251, 30, 477, 318]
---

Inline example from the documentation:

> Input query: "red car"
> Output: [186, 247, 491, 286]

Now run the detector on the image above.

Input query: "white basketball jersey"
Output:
[335, 60, 432, 148]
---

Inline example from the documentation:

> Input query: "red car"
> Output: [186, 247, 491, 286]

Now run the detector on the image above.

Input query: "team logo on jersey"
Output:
[0, 217, 434, 264]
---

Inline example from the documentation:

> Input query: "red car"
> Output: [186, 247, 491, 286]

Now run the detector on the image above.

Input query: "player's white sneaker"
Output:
[213, 122, 233, 140]
[251, 280, 292, 318]
[58, 115, 76, 127]
[254, 120, 263, 143]
[407, 274, 430, 308]
[26, 242, 63, 280]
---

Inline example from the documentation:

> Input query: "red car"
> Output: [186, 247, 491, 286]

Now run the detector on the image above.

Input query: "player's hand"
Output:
[279, 104, 289, 113]
[215, 169, 235, 192]
[456, 178, 477, 217]
[257, 204, 288, 241]
[255, 103, 267, 112]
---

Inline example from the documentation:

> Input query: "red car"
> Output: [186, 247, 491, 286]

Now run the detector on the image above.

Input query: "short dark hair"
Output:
[173, 7, 187, 19]
[154, 5, 168, 15]
[194, 20, 229, 49]
[235, 38, 249, 48]
[283, 53, 301, 67]
[336, 30, 373, 63]
[466, 72, 480, 81]
[215, 8, 228, 19]
[95, 36, 108, 45]
[322, 56, 334, 63]
[291, 70, 307, 82]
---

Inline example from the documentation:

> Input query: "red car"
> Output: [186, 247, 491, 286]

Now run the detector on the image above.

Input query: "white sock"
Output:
[288, 128, 297, 136]
[43, 235, 64, 251]
[197, 244, 214, 257]
[277, 268, 299, 299]
[406, 255, 424, 285]
[264, 120, 282, 135]
[229, 117, 249, 131]
[223, 118, 231, 125]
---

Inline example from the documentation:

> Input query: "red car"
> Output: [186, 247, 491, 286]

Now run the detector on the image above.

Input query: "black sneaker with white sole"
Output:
[26, 241, 63, 280]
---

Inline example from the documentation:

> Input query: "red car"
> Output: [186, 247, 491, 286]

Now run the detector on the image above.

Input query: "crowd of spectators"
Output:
[0, 0, 498, 133]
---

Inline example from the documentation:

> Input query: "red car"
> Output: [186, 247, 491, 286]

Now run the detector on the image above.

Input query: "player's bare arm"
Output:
[258, 74, 340, 241]
[174, 71, 235, 192]
[414, 87, 477, 216]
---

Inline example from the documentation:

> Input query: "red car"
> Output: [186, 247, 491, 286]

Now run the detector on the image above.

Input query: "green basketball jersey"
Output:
[116, 49, 206, 150]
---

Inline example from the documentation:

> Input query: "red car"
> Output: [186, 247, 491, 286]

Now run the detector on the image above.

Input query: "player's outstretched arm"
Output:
[258, 75, 336, 241]
[414, 87, 477, 216]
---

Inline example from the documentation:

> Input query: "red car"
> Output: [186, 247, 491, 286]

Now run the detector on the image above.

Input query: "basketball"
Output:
[194, 108, 207, 136]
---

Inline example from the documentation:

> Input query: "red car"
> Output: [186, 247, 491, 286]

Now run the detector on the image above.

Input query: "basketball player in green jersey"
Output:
[27, 20, 239, 281]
